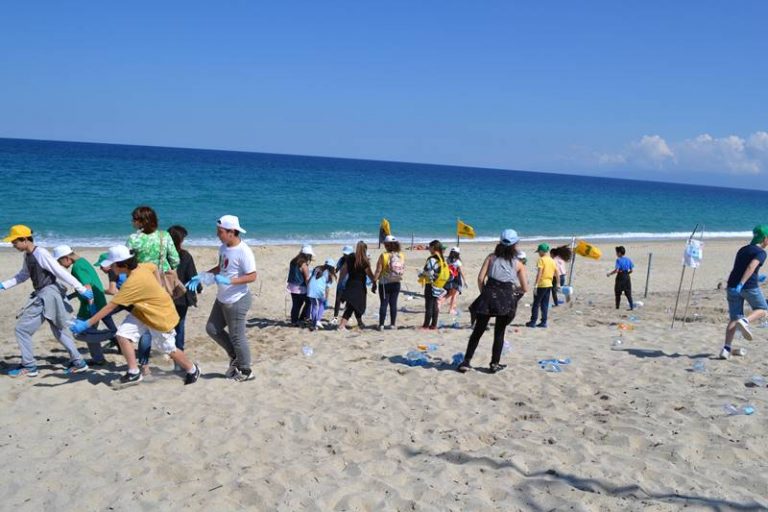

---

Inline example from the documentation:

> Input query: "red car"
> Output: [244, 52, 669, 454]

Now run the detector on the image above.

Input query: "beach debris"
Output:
[451, 353, 464, 367]
[610, 338, 624, 350]
[617, 322, 635, 331]
[405, 350, 428, 366]
[723, 403, 755, 416]
[634, 301, 644, 308]
[417, 343, 439, 353]
[628, 315, 639, 322]
[691, 360, 706, 373]
[198, 272, 216, 286]
[734, 347, 747, 356]
[541, 363, 562, 373]
[748, 375, 766, 387]
[502, 340, 511, 355]
[302, 346, 314, 357]
[538, 358, 571, 372]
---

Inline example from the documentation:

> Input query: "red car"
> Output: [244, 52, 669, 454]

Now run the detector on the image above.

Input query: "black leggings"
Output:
[378, 282, 401, 326]
[464, 314, 513, 366]
[342, 305, 363, 325]
[423, 284, 439, 328]
[615, 274, 634, 309]
[290, 293, 309, 324]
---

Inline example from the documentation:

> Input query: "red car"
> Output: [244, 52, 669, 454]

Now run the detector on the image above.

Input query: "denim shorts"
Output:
[727, 287, 768, 320]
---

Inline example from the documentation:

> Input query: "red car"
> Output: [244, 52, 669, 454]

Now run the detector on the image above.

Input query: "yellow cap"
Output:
[3, 225, 33, 243]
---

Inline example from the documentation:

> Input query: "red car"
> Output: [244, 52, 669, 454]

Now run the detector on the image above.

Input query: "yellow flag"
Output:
[379, 218, 391, 243]
[457, 219, 476, 239]
[575, 240, 602, 260]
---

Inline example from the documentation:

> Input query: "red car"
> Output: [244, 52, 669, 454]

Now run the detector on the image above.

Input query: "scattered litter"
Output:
[691, 360, 706, 373]
[302, 346, 314, 357]
[723, 403, 755, 416]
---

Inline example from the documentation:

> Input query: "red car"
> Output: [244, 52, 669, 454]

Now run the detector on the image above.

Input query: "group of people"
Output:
[2, 210, 766, 380]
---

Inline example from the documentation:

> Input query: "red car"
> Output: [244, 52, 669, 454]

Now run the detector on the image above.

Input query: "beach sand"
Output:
[1, 239, 766, 510]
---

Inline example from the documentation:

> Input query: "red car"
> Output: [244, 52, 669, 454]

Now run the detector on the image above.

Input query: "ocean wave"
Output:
[0, 230, 752, 249]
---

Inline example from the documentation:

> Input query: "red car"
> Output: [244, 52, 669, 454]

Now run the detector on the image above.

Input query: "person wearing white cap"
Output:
[306, 258, 338, 330]
[443, 246, 467, 316]
[286, 244, 314, 326]
[1, 225, 93, 378]
[54, 245, 117, 365]
[70, 245, 201, 386]
[187, 215, 257, 381]
[372, 235, 405, 329]
[458, 229, 529, 374]
[331, 245, 354, 324]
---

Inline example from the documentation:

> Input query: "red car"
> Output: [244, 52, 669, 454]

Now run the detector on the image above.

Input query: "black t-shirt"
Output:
[727, 244, 766, 289]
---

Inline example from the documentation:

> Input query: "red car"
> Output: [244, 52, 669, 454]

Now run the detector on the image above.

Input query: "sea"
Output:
[1, 138, 767, 247]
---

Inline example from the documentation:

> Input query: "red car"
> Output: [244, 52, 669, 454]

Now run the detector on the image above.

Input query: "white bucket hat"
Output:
[101, 245, 133, 266]
[217, 214, 247, 234]
[449, 246, 460, 254]
[301, 244, 315, 256]
[52, 245, 74, 260]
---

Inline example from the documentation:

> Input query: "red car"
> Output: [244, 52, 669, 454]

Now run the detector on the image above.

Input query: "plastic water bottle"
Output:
[610, 338, 624, 350]
[723, 403, 755, 416]
[451, 353, 464, 366]
[302, 346, 314, 357]
[692, 360, 706, 373]
[199, 272, 216, 286]
[628, 315, 638, 322]
[405, 351, 428, 366]
[426, 343, 439, 352]
[501, 340, 511, 355]
[542, 363, 562, 373]
[634, 301, 644, 308]
[749, 375, 766, 387]
[734, 347, 747, 356]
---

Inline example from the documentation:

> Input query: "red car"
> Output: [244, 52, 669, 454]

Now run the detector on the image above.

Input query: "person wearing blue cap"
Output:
[458, 229, 529, 373]
[720, 224, 768, 360]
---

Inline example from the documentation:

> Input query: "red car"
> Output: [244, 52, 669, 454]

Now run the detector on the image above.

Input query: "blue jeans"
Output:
[529, 287, 552, 325]
[174, 304, 188, 351]
[727, 287, 768, 320]
[137, 332, 152, 365]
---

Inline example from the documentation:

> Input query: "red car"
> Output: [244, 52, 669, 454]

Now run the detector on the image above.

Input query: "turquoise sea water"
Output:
[1, 138, 767, 246]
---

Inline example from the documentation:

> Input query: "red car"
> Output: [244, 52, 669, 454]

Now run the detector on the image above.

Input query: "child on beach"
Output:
[1, 225, 93, 377]
[550, 245, 571, 306]
[337, 241, 376, 331]
[286, 245, 313, 326]
[373, 235, 405, 330]
[54, 245, 116, 366]
[526, 243, 559, 328]
[168, 225, 200, 356]
[719, 225, 768, 360]
[307, 259, 337, 330]
[443, 247, 466, 315]
[331, 245, 353, 324]
[70, 245, 200, 386]
[188, 215, 257, 381]
[418, 240, 450, 330]
[607, 246, 634, 310]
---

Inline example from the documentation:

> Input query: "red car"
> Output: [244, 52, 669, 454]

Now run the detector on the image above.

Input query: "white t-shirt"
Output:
[217, 241, 257, 304]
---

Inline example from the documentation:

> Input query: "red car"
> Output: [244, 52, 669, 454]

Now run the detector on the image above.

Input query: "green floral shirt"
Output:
[126, 230, 180, 272]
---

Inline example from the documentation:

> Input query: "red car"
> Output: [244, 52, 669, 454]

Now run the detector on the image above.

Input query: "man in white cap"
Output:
[71, 245, 200, 386]
[1, 225, 93, 377]
[54, 245, 117, 365]
[187, 215, 257, 381]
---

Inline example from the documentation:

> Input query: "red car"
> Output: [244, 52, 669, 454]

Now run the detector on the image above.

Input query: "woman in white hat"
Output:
[286, 244, 314, 326]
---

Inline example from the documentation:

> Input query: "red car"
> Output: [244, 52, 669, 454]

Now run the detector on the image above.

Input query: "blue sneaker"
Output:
[9, 366, 39, 378]
[65, 360, 89, 375]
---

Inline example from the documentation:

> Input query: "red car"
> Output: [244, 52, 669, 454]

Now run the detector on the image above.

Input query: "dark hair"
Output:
[552, 245, 572, 262]
[615, 246, 626, 256]
[314, 264, 338, 284]
[428, 240, 444, 260]
[291, 252, 312, 268]
[384, 241, 401, 253]
[447, 250, 461, 263]
[114, 255, 138, 271]
[494, 243, 518, 261]
[354, 241, 370, 270]
[132, 206, 158, 234]
[168, 225, 188, 255]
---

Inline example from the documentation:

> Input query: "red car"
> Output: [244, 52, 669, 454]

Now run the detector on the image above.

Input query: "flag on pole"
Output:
[457, 219, 476, 239]
[575, 240, 602, 259]
[379, 218, 391, 244]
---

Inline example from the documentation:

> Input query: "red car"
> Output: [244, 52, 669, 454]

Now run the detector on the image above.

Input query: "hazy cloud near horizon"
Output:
[592, 131, 768, 176]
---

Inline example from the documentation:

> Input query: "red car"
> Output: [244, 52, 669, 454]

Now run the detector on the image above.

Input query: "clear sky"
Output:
[2, 1, 767, 188]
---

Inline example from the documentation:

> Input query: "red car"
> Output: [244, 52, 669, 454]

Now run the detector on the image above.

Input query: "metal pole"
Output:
[671, 224, 700, 329]
[644, 252, 653, 298]
[411, 233, 414, 251]
[681, 225, 705, 325]
[567, 236, 576, 286]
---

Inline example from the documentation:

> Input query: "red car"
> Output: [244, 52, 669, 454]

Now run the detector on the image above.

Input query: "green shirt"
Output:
[126, 230, 179, 272]
[71, 258, 107, 319]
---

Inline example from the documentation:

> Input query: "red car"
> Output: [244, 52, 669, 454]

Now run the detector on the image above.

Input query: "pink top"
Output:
[554, 256, 567, 276]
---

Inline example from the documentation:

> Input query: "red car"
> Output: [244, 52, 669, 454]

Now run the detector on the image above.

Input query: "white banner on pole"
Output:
[683, 239, 703, 268]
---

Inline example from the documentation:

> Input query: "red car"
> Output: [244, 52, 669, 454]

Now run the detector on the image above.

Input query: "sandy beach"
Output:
[1, 238, 766, 511]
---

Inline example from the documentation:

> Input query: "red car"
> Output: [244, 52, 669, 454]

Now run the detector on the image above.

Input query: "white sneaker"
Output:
[330, 317, 338, 326]
[719, 347, 732, 360]
[736, 318, 753, 341]
[224, 358, 239, 378]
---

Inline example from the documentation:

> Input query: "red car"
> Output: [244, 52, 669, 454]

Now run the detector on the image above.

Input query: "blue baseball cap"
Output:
[500, 229, 519, 246]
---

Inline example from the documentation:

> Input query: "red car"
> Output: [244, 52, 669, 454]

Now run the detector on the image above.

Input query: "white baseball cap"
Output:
[217, 215, 247, 234]
[52, 245, 74, 260]
[517, 250, 527, 260]
[450, 246, 460, 254]
[384, 235, 398, 243]
[342, 245, 354, 255]
[101, 245, 133, 266]
[301, 244, 315, 256]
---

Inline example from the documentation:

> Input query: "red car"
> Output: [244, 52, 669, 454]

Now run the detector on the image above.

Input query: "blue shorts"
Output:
[727, 287, 768, 321]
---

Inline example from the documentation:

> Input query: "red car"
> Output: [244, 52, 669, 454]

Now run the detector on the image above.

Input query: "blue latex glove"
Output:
[89, 303, 99, 316]
[0, 283, 4, 290]
[759, 274, 766, 284]
[79, 289, 94, 301]
[733, 283, 744, 294]
[70, 319, 90, 335]
[116, 273, 128, 289]
[186, 275, 200, 291]
[214, 274, 231, 285]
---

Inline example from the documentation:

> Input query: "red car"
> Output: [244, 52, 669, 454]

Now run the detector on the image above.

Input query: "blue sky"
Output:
[2, 1, 767, 188]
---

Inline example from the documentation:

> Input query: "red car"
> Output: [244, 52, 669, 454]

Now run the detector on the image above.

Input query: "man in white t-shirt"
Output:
[187, 215, 257, 381]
